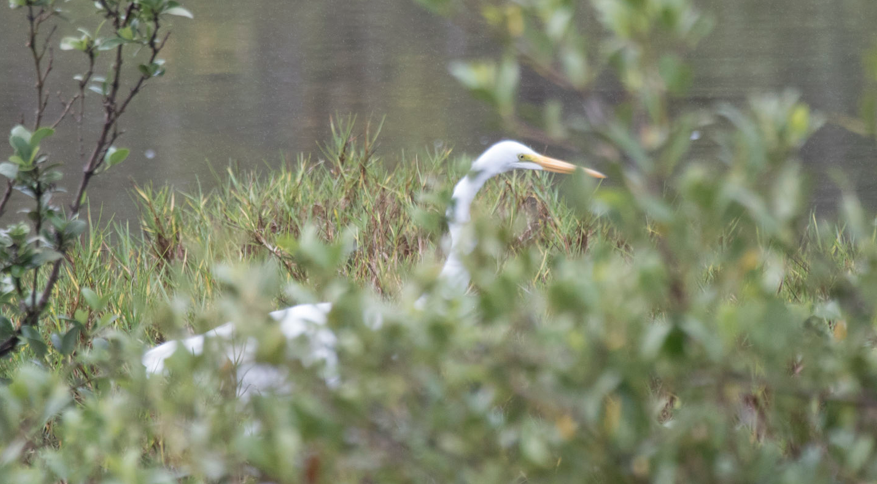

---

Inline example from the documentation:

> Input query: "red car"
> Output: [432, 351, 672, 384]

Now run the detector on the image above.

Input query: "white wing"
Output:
[142, 302, 335, 398]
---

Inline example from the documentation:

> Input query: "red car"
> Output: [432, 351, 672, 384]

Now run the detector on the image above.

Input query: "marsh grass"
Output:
[0, 122, 622, 372]
[4, 132, 858, 382]
[1, 158, 859, 390]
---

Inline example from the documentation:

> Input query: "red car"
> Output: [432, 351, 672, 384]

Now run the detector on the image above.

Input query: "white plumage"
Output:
[142, 303, 335, 398]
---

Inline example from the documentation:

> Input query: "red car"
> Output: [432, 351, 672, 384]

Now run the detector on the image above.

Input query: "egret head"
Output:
[471, 140, 607, 179]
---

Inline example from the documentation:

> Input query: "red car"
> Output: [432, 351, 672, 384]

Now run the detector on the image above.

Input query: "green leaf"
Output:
[39, 169, 63, 184]
[60, 327, 80, 355]
[32, 249, 64, 266]
[97, 37, 126, 51]
[449, 59, 517, 117]
[50, 332, 62, 352]
[97, 313, 118, 329]
[20, 326, 47, 358]
[164, 6, 193, 18]
[0, 316, 14, 341]
[10, 125, 31, 144]
[91, 337, 108, 352]
[30, 127, 54, 147]
[66, 219, 87, 237]
[117, 27, 134, 41]
[59, 36, 86, 51]
[73, 309, 88, 326]
[10, 137, 32, 163]
[104, 147, 130, 167]
[0, 162, 18, 180]
[138, 60, 166, 78]
[81, 287, 109, 312]
[658, 54, 692, 95]
[10, 264, 25, 278]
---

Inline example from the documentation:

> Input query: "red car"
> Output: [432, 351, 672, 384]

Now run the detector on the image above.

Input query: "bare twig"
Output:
[0, 180, 13, 219]
[116, 31, 170, 119]
[517, 47, 589, 96]
[253, 230, 298, 275]
[76, 49, 96, 162]
[51, 92, 80, 130]
[29, 181, 44, 312]
[71, 17, 167, 215]
[25, 4, 56, 129]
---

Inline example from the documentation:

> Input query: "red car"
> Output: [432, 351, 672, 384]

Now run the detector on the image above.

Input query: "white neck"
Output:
[436, 169, 493, 292]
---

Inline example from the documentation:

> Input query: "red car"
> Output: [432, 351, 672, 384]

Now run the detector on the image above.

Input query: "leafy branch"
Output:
[0, 0, 191, 358]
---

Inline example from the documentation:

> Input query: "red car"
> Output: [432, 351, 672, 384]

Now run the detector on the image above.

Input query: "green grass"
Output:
[1, 123, 614, 373]
[2, 126, 862, 375]
[0, 126, 863, 383]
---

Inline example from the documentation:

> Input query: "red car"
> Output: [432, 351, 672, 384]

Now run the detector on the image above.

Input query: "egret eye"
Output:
[518, 154, 525, 160]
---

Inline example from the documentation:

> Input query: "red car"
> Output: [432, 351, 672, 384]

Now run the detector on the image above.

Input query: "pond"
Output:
[1, 0, 876, 221]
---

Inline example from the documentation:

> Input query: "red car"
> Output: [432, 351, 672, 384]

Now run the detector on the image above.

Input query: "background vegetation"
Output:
[3, 0, 877, 482]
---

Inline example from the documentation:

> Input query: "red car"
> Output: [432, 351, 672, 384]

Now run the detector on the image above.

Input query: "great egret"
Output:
[141, 140, 606, 396]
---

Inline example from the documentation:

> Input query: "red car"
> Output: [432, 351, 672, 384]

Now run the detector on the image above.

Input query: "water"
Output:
[1, 0, 876, 221]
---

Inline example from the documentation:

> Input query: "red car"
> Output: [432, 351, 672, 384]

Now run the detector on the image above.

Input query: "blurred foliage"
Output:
[3, 0, 877, 483]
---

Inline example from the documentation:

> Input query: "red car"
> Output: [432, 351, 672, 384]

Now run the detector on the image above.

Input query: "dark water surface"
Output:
[1, 0, 877, 221]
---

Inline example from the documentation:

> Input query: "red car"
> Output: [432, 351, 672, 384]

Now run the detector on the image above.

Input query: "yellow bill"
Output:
[524, 154, 607, 178]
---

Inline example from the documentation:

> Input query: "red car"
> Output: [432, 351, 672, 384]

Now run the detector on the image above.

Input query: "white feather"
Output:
[142, 302, 334, 398]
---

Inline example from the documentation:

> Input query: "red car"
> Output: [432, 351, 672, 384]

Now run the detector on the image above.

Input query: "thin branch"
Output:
[38, 46, 54, 117]
[253, 230, 297, 275]
[25, 5, 56, 129]
[0, 180, 13, 219]
[517, 47, 588, 96]
[70, 35, 125, 213]
[50, 92, 80, 130]
[0, 333, 19, 354]
[30, 181, 44, 312]
[37, 24, 56, 60]
[35, 254, 62, 315]
[71, 17, 167, 214]
[116, 31, 170, 119]
[76, 49, 96, 163]
[121, 1, 139, 27]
